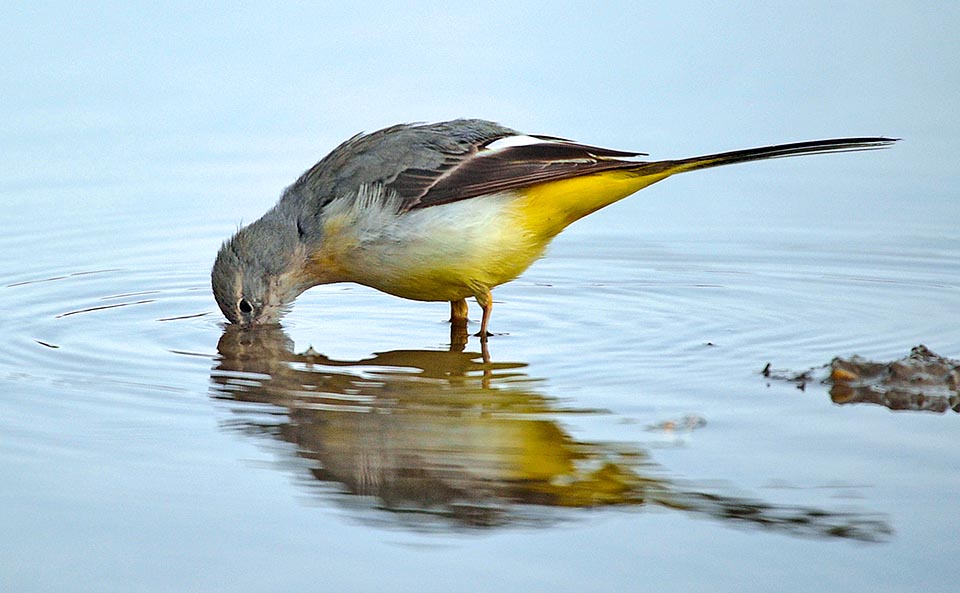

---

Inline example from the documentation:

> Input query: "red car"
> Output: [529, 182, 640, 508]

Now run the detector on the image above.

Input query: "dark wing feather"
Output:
[404, 140, 648, 209]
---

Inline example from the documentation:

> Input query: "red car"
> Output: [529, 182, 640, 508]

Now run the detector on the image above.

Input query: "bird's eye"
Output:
[238, 298, 253, 314]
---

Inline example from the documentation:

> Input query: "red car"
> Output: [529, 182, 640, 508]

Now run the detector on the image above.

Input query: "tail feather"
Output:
[650, 137, 899, 176]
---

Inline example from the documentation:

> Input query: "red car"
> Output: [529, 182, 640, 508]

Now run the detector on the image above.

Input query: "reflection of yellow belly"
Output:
[310, 168, 672, 301]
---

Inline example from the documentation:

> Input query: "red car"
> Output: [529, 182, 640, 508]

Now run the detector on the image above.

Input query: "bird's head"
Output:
[211, 217, 312, 326]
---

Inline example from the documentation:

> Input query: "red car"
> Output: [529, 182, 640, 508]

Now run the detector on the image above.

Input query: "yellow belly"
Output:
[340, 193, 547, 302]
[513, 169, 670, 238]
[309, 167, 673, 302]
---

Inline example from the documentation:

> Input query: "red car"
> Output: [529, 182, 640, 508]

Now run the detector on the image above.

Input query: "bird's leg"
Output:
[474, 290, 493, 340]
[449, 298, 469, 324]
[449, 299, 470, 350]
[447, 300, 467, 350]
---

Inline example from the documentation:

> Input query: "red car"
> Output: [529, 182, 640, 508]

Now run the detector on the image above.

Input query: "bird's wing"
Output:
[288, 119, 648, 212]
[399, 132, 648, 209]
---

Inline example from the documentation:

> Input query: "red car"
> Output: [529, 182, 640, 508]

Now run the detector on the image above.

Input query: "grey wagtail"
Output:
[212, 119, 896, 336]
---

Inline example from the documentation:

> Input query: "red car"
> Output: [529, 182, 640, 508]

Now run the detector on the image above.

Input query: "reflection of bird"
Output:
[211, 119, 896, 336]
[211, 325, 892, 540]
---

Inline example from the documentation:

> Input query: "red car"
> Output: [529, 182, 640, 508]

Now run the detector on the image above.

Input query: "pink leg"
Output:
[475, 290, 493, 340]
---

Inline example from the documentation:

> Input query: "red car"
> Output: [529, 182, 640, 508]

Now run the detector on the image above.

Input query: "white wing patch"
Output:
[482, 134, 554, 152]
[483, 134, 646, 162]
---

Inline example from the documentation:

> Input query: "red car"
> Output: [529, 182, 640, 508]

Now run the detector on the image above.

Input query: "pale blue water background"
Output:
[2, 3, 959, 592]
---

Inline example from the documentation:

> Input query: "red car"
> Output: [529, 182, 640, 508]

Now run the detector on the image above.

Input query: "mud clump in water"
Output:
[829, 345, 960, 413]
[763, 345, 960, 414]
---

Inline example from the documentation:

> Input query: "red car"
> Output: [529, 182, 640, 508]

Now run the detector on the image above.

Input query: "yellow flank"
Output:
[306, 162, 693, 303]
[511, 167, 675, 240]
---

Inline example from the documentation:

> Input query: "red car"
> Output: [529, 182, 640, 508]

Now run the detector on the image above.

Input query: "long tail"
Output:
[516, 136, 897, 237]
[644, 136, 899, 177]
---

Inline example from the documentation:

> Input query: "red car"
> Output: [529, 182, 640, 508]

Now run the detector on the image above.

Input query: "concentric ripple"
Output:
[502, 229, 960, 381]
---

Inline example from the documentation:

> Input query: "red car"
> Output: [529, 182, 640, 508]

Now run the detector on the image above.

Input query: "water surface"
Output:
[2, 181, 958, 592]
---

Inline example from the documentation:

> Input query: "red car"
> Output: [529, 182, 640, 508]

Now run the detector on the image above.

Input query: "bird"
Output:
[212, 119, 896, 338]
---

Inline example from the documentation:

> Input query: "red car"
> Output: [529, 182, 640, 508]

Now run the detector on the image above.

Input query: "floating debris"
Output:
[646, 414, 707, 433]
[764, 345, 960, 414]
[829, 345, 960, 413]
[761, 362, 817, 390]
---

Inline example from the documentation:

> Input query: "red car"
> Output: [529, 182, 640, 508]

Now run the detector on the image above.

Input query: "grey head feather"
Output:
[211, 209, 308, 325]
